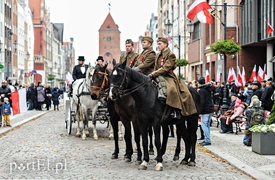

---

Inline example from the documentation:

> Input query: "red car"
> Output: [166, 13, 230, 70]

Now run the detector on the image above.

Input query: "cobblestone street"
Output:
[0, 108, 252, 179]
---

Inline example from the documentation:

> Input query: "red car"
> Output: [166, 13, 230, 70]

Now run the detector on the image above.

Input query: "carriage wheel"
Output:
[67, 108, 73, 135]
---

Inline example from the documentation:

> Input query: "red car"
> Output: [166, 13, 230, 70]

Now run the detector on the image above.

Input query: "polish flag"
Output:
[266, 19, 274, 35]
[257, 66, 264, 82]
[187, 0, 213, 24]
[249, 65, 257, 82]
[205, 69, 210, 83]
[241, 67, 246, 86]
[227, 68, 234, 82]
[10, 88, 27, 115]
[237, 66, 243, 87]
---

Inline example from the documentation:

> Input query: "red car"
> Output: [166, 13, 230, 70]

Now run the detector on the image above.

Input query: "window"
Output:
[193, 22, 200, 40]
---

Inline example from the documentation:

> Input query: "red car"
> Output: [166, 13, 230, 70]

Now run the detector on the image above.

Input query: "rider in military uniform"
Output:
[68, 56, 88, 96]
[149, 37, 197, 119]
[120, 39, 139, 67]
[133, 36, 156, 75]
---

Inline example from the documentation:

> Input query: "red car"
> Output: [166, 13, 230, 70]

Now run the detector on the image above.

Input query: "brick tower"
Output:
[99, 13, 121, 69]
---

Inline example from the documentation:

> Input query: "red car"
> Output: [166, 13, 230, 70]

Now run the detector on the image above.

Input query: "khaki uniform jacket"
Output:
[152, 48, 197, 116]
[119, 51, 139, 68]
[134, 47, 156, 75]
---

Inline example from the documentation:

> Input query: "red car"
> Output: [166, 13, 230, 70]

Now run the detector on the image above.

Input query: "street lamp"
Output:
[211, 2, 243, 113]
[165, 19, 194, 78]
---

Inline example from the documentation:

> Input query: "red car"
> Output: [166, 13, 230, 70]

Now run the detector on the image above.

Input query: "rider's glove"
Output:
[148, 73, 154, 80]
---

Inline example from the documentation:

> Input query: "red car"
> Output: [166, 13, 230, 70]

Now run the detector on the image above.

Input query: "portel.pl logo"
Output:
[9, 159, 67, 174]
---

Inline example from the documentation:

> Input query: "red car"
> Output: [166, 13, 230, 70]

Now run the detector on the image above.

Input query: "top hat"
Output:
[96, 56, 104, 62]
[77, 56, 85, 61]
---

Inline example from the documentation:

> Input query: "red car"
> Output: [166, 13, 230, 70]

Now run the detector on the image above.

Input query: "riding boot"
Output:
[161, 105, 172, 123]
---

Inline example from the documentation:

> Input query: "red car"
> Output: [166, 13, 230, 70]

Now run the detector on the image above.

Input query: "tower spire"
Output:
[108, 3, 111, 12]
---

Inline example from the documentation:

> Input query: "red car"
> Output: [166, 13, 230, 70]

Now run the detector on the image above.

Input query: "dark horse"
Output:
[109, 61, 200, 171]
[90, 64, 143, 162]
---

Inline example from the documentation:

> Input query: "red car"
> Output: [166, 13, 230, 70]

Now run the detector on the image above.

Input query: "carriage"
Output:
[64, 93, 109, 135]
[64, 64, 110, 140]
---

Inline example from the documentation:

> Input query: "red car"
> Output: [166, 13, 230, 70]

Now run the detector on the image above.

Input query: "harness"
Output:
[112, 67, 147, 98]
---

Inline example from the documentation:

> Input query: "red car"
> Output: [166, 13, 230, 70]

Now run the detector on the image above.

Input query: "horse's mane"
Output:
[125, 66, 149, 83]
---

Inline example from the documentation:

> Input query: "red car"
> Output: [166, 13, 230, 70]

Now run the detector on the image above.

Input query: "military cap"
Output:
[77, 56, 85, 61]
[157, 37, 168, 44]
[96, 56, 104, 62]
[142, 36, 153, 44]
[125, 39, 134, 45]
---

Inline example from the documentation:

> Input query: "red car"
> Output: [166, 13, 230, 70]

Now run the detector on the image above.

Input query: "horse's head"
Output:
[90, 63, 109, 100]
[109, 60, 128, 101]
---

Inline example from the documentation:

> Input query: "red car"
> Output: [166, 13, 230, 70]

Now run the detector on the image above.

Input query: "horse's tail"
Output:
[188, 86, 201, 114]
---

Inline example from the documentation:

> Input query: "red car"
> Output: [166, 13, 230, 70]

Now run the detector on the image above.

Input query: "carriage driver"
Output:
[68, 56, 88, 97]
[148, 37, 197, 119]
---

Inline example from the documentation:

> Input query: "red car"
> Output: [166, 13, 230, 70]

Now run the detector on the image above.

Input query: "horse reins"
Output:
[113, 67, 147, 98]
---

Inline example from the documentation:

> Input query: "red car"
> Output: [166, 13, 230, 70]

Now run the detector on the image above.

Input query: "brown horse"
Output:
[91, 64, 142, 162]
[109, 61, 200, 170]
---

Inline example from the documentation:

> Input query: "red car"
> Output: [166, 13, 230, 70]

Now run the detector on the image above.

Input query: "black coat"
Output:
[198, 84, 214, 114]
[261, 85, 275, 111]
[72, 64, 88, 80]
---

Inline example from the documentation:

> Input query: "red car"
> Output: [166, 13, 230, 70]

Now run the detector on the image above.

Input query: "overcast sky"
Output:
[46, 0, 158, 65]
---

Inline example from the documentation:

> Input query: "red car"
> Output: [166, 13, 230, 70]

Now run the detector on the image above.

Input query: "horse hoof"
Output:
[149, 150, 154, 155]
[173, 155, 179, 161]
[136, 160, 142, 164]
[119, 136, 123, 141]
[155, 163, 163, 171]
[109, 135, 114, 140]
[125, 158, 131, 162]
[188, 161, 196, 166]
[82, 137, 87, 140]
[138, 165, 147, 170]
[180, 159, 188, 165]
[93, 136, 98, 140]
[111, 154, 118, 159]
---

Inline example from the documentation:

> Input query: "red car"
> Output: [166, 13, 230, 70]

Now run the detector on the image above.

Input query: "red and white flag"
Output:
[227, 68, 234, 82]
[241, 67, 246, 86]
[237, 66, 243, 87]
[10, 88, 27, 116]
[249, 64, 257, 82]
[187, 0, 213, 24]
[266, 18, 274, 35]
[257, 65, 264, 82]
[205, 69, 210, 83]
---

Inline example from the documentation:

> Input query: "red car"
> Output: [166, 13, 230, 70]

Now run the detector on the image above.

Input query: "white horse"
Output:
[71, 64, 99, 140]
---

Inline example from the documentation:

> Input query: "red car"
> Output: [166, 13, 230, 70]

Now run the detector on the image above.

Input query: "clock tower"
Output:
[99, 13, 121, 68]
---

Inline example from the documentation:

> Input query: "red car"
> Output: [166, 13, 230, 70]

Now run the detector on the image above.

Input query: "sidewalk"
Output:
[0, 99, 65, 136]
[201, 123, 275, 180]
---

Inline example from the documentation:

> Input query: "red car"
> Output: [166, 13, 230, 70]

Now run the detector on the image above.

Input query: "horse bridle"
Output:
[92, 69, 109, 97]
[112, 67, 146, 98]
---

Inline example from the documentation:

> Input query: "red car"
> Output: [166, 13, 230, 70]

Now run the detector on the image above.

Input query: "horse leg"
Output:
[132, 118, 142, 163]
[76, 110, 81, 137]
[160, 125, 169, 156]
[153, 124, 163, 171]
[173, 125, 182, 161]
[108, 121, 114, 140]
[118, 121, 123, 141]
[108, 100, 120, 159]
[138, 125, 149, 170]
[148, 126, 154, 155]
[179, 121, 190, 165]
[82, 116, 88, 140]
[186, 113, 199, 166]
[91, 109, 98, 140]
[122, 120, 133, 162]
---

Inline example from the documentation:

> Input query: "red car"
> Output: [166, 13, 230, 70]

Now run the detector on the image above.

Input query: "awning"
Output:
[270, 56, 275, 62]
